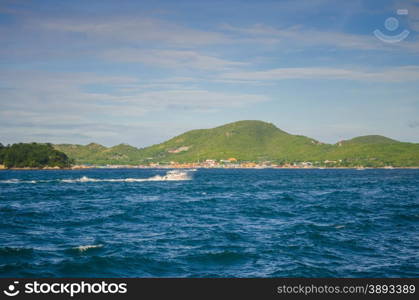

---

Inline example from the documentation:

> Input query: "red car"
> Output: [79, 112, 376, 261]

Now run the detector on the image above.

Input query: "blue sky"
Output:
[1, 0, 419, 147]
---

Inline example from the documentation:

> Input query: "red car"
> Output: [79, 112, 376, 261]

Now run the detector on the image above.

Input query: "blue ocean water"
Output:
[0, 168, 418, 277]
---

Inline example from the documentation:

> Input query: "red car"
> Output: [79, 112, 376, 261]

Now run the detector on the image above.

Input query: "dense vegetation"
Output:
[54, 143, 143, 165]
[54, 120, 419, 167]
[0, 143, 72, 168]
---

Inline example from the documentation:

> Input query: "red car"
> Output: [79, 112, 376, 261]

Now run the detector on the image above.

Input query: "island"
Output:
[2, 121, 419, 169]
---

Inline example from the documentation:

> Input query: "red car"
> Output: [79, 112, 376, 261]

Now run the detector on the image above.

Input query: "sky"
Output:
[1, 0, 419, 147]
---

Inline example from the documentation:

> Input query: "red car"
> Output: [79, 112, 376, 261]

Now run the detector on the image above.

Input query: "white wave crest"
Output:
[61, 176, 97, 183]
[0, 179, 20, 183]
[74, 244, 103, 252]
[0, 179, 37, 184]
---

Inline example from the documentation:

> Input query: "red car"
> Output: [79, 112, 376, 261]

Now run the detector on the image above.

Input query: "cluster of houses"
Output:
[62, 158, 380, 170]
[142, 159, 323, 169]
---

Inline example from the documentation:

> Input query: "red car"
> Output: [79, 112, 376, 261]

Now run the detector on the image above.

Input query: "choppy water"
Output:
[0, 168, 418, 277]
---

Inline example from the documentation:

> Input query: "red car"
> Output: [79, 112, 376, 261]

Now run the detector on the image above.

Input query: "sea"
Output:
[0, 168, 418, 277]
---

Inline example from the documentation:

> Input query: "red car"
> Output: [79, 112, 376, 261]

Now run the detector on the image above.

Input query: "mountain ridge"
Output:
[53, 120, 419, 167]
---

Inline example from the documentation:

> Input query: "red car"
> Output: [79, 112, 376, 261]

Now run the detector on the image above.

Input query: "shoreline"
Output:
[2, 166, 419, 170]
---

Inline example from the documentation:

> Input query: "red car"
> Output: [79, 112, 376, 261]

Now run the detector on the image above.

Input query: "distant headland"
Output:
[1, 120, 419, 169]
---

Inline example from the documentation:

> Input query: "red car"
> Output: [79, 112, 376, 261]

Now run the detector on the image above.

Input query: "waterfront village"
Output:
[0, 157, 398, 170]
[69, 158, 315, 169]
[70, 158, 395, 170]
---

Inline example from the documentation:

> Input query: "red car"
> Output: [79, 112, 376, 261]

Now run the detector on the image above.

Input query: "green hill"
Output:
[54, 143, 107, 165]
[343, 135, 398, 145]
[328, 135, 419, 167]
[53, 120, 419, 167]
[54, 143, 143, 165]
[137, 120, 332, 163]
[0, 143, 72, 168]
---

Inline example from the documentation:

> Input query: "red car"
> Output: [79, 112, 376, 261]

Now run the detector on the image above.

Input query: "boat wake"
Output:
[61, 170, 194, 183]
[0, 170, 196, 184]
[0, 179, 37, 184]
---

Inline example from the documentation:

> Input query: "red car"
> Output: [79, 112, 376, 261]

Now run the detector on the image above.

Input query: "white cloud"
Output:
[35, 16, 227, 46]
[119, 89, 269, 110]
[102, 49, 246, 71]
[0, 70, 270, 145]
[221, 66, 419, 82]
[221, 22, 419, 53]
[221, 23, 383, 50]
[19, 13, 405, 54]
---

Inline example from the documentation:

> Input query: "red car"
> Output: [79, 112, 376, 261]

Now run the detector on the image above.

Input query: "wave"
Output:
[73, 244, 103, 252]
[0, 179, 37, 184]
[62, 170, 194, 183]
[0, 179, 20, 183]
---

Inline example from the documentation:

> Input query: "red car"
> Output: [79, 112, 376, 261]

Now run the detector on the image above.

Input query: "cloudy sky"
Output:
[1, 0, 419, 147]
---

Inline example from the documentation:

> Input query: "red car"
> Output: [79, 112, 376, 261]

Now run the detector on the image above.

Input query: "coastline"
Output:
[2, 165, 419, 170]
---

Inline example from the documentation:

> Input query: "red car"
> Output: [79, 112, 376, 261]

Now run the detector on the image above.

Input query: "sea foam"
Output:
[73, 244, 103, 252]
[0, 179, 37, 184]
